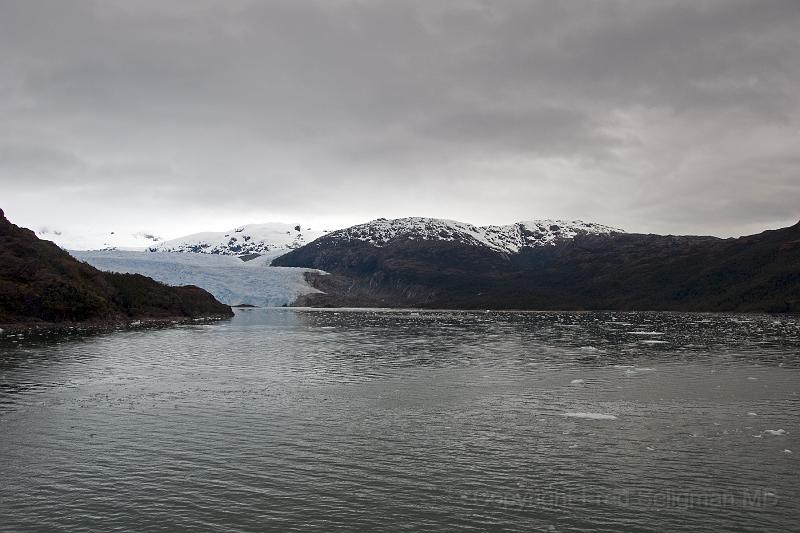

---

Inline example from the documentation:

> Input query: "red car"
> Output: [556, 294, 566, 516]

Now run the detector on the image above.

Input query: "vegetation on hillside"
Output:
[276, 221, 800, 312]
[0, 208, 232, 324]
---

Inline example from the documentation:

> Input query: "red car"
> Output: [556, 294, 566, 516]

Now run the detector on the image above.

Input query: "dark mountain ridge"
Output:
[0, 208, 233, 325]
[273, 218, 800, 312]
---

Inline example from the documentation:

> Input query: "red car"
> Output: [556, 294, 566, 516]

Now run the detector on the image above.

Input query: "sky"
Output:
[2, 0, 799, 248]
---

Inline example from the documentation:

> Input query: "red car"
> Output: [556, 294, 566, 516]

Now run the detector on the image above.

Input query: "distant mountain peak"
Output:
[151, 222, 327, 256]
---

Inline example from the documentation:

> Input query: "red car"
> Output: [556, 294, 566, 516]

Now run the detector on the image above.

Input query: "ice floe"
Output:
[624, 367, 656, 375]
[562, 412, 618, 420]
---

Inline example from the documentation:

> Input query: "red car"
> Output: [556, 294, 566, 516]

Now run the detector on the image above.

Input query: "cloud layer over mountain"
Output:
[2, 0, 798, 239]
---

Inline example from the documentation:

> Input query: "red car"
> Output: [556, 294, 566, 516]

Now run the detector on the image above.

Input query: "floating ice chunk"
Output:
[570, 379, 585, 385]
[624, 367, 656, 375]
[562, 412, 618, 420]
[765, 429, 786, 436]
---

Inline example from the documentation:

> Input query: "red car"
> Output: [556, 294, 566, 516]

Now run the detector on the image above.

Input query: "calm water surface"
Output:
[1, 309, 799, 532]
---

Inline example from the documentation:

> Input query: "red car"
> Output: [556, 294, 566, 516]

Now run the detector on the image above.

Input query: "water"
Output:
[1, 309, 799, 532]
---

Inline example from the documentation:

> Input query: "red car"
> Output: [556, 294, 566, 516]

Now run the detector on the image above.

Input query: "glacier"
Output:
[70, 250, 323, 307]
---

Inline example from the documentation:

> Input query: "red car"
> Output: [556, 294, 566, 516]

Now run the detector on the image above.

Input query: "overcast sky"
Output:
[2, 0, 799, 246]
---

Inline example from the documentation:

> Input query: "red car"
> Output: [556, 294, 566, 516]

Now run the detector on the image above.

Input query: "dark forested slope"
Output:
[274, 219, 800, 312]
[0, 208, 232, 324]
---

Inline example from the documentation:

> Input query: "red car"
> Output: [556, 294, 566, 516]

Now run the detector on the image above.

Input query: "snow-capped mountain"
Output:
[272, 216, 630, 307]
[150, 223, 327, 257]
[148, 218, 620, 258]
[323, 217, 622, 254]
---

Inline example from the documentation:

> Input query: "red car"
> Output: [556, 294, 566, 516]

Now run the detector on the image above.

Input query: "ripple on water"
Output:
[0, 309, 798, 532]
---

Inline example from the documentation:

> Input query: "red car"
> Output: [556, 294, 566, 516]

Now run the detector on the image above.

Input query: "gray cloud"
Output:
[1, 0, 799, 242]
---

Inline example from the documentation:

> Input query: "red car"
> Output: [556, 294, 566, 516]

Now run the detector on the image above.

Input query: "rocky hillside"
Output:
[0, 209, 233, 325]
[273, 217, 800, 312]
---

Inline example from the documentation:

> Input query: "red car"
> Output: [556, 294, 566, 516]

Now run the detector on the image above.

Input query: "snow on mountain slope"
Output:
[324, 217, 622, 254]
[70, 250, 323, 307]
[151, 223, 327, 256]
[36, 226, 161, 251]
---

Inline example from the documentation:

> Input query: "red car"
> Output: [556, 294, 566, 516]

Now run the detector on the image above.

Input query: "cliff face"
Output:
[276, 219, 800, 312]
[0, 208, 233, 324]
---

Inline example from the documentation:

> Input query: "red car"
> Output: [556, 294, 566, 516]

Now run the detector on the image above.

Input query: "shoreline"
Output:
[0, 314, 232, 336]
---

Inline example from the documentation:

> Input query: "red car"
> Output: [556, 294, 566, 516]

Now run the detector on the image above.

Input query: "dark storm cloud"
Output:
[1, 0, 799, 239]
